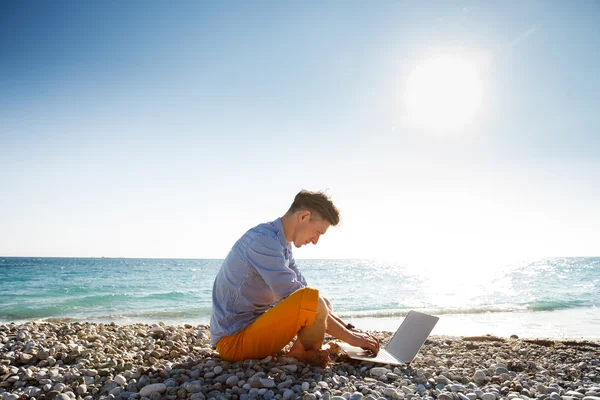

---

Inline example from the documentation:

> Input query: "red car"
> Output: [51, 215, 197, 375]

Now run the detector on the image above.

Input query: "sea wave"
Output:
[525, 299, 591, 311]
[336, 301, 596, 318]
[34, 308, 213, 325]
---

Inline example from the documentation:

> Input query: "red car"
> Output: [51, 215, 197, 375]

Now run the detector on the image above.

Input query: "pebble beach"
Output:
[1, 322, 599, 400]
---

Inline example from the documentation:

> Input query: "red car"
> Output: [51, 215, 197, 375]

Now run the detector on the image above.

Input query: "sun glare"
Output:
[404, 54, 483, 132]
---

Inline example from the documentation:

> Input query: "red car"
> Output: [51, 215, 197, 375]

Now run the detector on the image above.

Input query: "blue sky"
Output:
[1, 1, 599, 262]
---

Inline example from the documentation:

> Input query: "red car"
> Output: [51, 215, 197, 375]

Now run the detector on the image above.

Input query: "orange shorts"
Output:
[216, 287, 319, 361]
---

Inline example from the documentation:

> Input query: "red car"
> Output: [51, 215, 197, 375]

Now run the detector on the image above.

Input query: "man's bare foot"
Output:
[287, 347, 330, 367]
[322, 340, 341, 355]
[286, 340, 330, 366]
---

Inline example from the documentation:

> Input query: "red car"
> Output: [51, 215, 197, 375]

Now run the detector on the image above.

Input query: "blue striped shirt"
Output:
[210, 218, 308, 346]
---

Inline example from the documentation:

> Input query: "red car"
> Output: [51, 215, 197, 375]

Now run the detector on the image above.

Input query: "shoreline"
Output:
[1, 322, 599, 400]
[4, 306, 599, 341]
[345, 307, 600, 340]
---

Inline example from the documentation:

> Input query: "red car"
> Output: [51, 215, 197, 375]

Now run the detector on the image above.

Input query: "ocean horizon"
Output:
[1, 256, 598, 339]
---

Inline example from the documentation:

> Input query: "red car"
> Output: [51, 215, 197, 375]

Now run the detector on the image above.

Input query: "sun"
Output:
[404, 54, 483, 132]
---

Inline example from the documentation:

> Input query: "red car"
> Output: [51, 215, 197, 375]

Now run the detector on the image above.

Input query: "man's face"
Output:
[294, 211, 330, 248]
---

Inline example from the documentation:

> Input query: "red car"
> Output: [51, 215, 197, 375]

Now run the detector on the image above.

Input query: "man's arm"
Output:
[322, 298, 350, 330]
[322, 297, 379, 354]
[247, 237, 304, 298]
[325, 312, 379, 354]
[287, 247, 307, 286]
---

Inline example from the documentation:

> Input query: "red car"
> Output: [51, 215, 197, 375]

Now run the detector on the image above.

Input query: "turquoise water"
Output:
[1, 257, 598, 337]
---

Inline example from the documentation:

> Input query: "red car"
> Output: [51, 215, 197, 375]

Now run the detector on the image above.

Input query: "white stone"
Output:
[472, 370, 487, 384]
[451, 385, 467, 393]
[114, 374, 127, 386]
[482, 394, 496, 400]
[53, 382, 67, 392]
[213, 365, 223, 374]
[149, 325, 165, 334]
[370, 367, 390, 377]
[139, 383, 167, 397]
[302, 382, 310, 391]
[23, 387, 42, 397]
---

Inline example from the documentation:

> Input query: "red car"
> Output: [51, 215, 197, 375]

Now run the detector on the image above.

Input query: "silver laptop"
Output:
[337, 311, 439, 366]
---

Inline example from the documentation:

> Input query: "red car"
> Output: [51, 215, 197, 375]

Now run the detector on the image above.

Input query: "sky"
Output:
[1, 1, 599, 263]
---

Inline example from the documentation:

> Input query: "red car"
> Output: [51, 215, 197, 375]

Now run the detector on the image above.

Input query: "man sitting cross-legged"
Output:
[210, 190, 379, 365]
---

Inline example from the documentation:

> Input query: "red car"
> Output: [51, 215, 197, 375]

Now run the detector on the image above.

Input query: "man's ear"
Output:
[299, 210, 311, 222]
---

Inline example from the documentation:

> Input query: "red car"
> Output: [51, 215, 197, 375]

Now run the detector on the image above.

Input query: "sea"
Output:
[1, 257, 598, 339]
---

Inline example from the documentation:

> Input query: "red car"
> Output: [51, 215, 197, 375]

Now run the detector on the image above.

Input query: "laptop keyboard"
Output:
[373, 350, 403, 365]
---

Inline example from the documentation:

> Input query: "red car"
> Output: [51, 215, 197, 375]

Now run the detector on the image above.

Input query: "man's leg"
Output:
[286, 296, 329, 365]
[322, 296, 351, 333]
[216, 287, 327, 364]
[297, 296, 328, 349]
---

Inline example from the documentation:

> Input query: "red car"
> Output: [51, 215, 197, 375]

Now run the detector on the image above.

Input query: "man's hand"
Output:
[323, 299, 380, 355]
[348, 330, 380, 355]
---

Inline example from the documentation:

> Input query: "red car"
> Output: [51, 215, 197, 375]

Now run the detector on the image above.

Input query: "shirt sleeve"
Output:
[287, 245, 308, 287]
[246, 236, 304, 298]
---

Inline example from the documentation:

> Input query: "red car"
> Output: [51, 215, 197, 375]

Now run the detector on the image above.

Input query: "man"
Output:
[210, 190, 379, 365]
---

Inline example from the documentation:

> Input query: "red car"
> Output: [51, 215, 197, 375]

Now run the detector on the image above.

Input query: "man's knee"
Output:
[316, 296, 329, 321]
[323, 297, 333, 312]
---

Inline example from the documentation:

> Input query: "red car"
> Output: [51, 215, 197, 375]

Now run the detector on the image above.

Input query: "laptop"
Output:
[337, 310, 439, 366]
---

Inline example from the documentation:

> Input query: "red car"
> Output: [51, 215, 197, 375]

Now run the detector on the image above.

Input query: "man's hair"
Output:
[287, 190, 340, 226]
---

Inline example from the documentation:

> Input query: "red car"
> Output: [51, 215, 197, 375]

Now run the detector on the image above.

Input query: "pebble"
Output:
[225, 375, 239, 387]
[114, 374, 127, 386]
[370, 367, 390, 377]
[473, 370, 488, 383]
[0, 323, 599, 400]
[139, 383, 167, 397]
